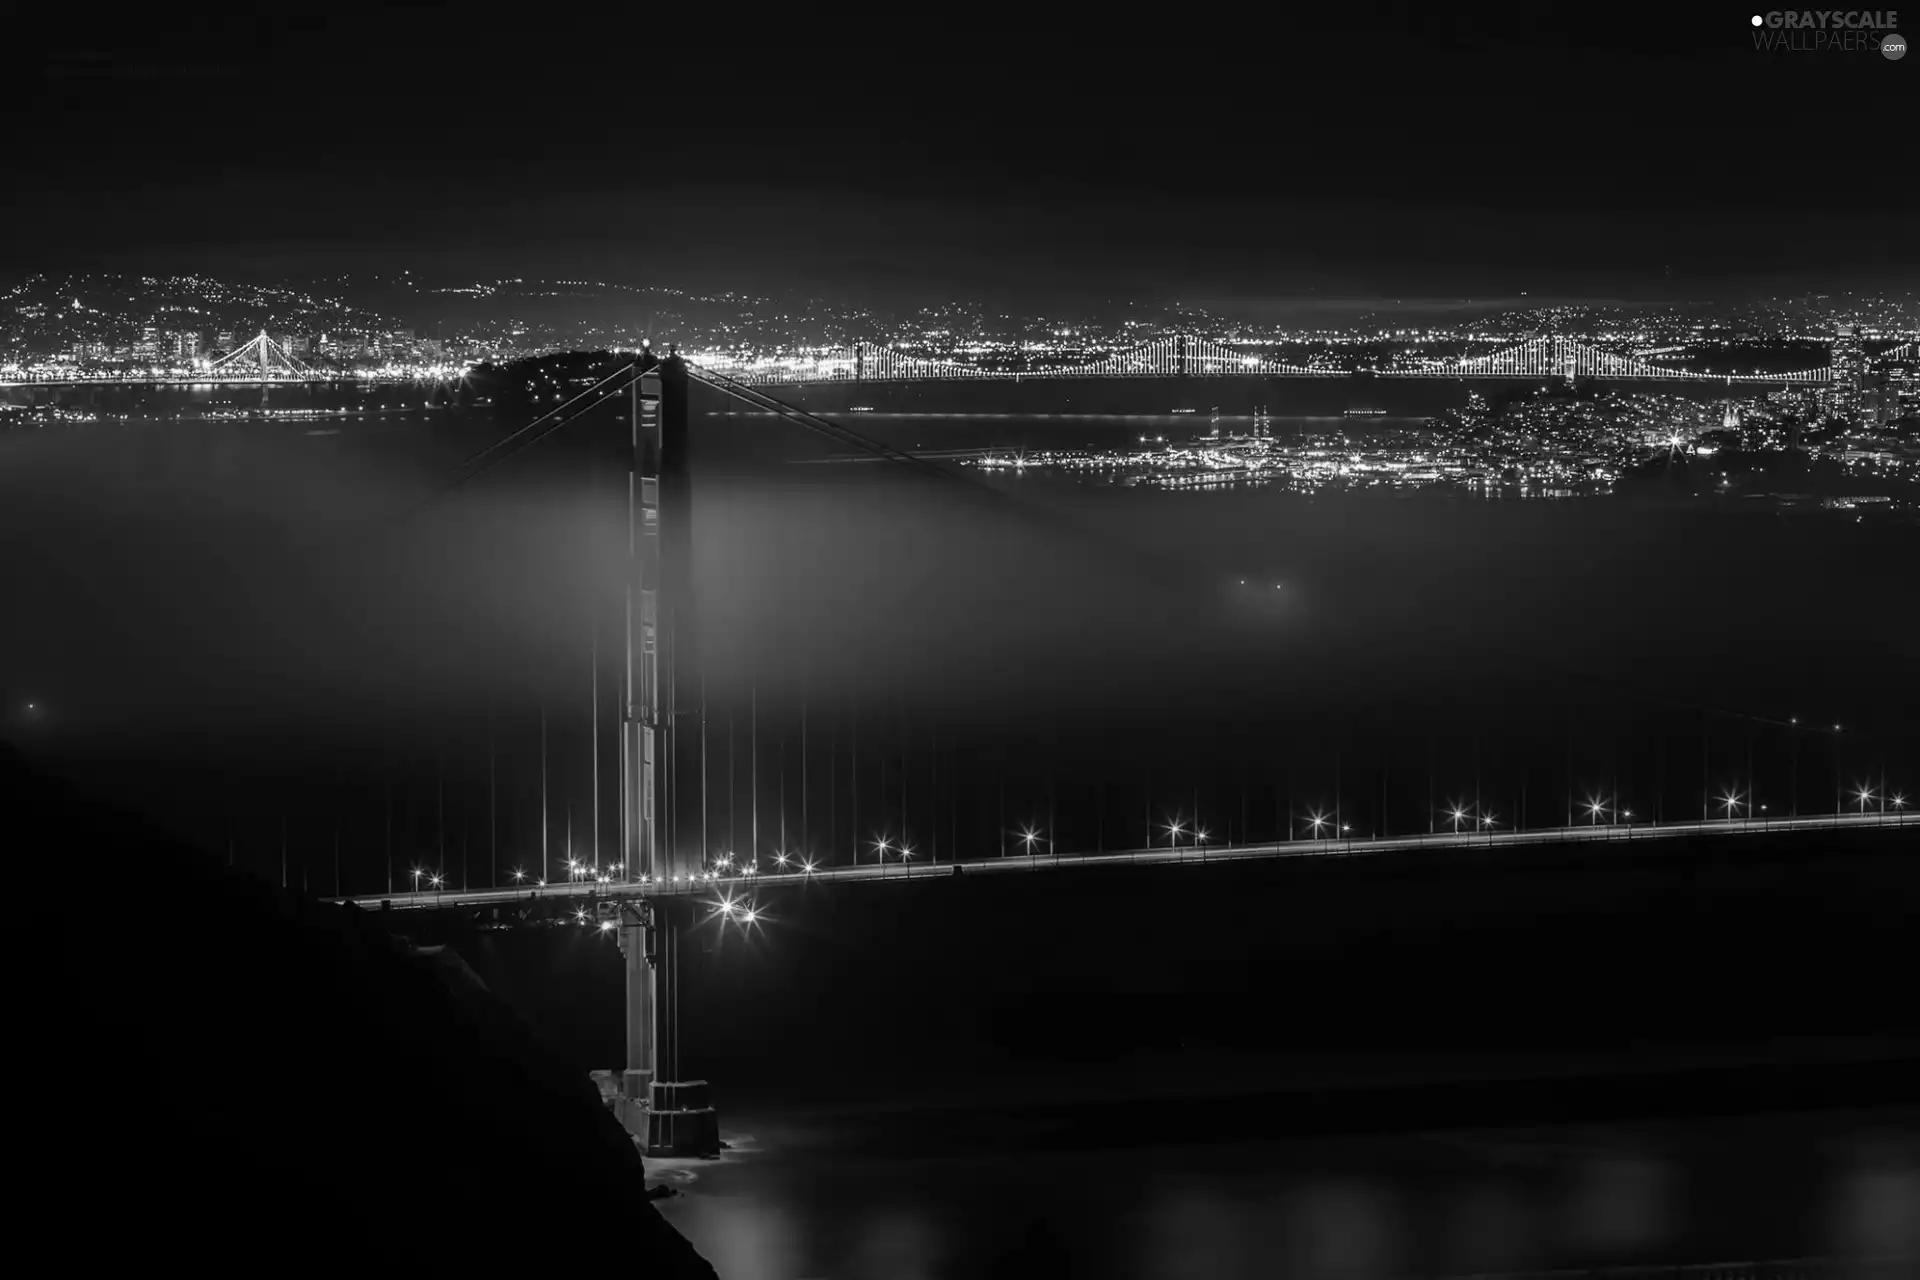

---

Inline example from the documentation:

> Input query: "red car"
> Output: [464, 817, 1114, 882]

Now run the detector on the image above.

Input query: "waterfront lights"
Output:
[774, 851, 790, 868]
[511, 867, 526, 883]
[801, 859, 818, 874]
[410, 867, 423, 890]
[599, 920, 615, 933]
[1162, 820, 1185, 846]
[1020, 826, 1042, 854]
[1306, 811, 1329, 836]
[1854, 784, 1876, 813]
[1719, 789, 1745, 818]
[898, 845, 915, 863]
[429, 873, 444, 889]
[1585, 796, 1609, 824]
[1448, 805, 1469, 833]
[873, 837, 892, 860]
[1893, 794, 1908, 810]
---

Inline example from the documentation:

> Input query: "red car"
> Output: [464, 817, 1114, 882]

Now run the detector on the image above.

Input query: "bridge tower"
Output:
[612, 351, 720, 1158]
[1553, 333, 1579, 382]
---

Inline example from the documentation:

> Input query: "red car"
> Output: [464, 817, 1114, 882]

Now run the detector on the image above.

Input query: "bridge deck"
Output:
[339, 810, 1912, 912]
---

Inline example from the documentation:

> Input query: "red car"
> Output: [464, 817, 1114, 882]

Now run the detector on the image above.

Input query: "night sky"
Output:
[7, 10, 1915, 308]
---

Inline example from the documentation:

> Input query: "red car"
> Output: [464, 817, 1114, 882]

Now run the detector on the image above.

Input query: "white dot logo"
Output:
[1883, 32, 1907, 58]
[1751, 13, 1763, 25]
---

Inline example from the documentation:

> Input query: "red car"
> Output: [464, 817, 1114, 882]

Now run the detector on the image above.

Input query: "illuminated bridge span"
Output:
[207, 329, 315, 380]
[345, 809, 1914, 914]
[695, 336, 1352, 383]
[0, 369, 426, 388]
[0, 331, 451, 387]
[1380, 333, 1834, 383]
[692, 333, 1836, 385]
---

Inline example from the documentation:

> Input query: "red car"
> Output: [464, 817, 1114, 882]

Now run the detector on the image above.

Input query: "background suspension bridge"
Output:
[694, 332, 1846, 386]
[206, 329, 318, 380]
[3, 330, 1891, 389]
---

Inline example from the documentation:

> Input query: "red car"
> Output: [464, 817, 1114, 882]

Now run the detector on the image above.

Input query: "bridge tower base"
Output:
[612, 900, 719, 1158]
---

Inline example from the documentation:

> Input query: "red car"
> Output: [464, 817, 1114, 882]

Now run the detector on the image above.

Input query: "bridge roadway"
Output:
[0, 375, 423, 388]
[339, 810, 1913, 913]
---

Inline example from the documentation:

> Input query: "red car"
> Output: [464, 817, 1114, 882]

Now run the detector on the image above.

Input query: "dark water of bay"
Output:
[651, 1103, 1919, 1280]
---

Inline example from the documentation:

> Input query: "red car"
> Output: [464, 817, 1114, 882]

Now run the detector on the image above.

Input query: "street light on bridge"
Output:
[1854, 783, 1877, 815]
[1161, 819, 1185, 850]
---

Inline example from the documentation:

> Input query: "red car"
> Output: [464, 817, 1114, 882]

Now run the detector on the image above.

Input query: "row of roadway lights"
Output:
[409, 780, 1909, 896]
[402, 756, 1906, 902]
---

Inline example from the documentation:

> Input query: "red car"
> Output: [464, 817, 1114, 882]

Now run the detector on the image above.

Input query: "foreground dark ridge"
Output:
[14, 744, 715, 1273]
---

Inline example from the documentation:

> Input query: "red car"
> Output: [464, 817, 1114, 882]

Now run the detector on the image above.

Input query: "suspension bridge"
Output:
[293, 347, 1916, 1160]
[0, 330, 446, 386]
[691, 332, 1849, 385]
[5, 330, 1898, 389]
